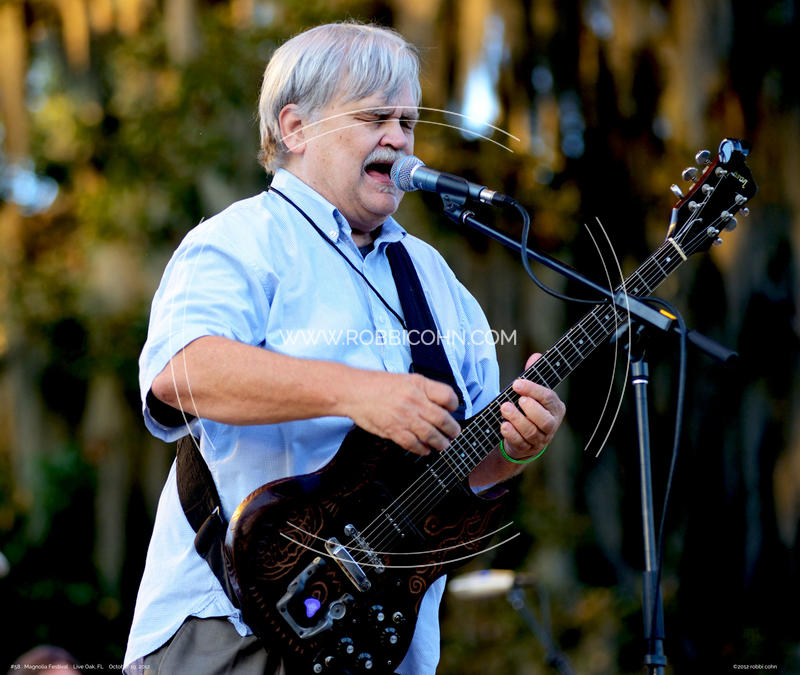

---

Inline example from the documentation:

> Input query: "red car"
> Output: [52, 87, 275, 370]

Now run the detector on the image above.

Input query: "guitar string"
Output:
[374, 165, 748, 550]
[284, 520, 516, 556]
[348, 194, 737, 563]
[276, 529, 522, 569]
[352, 278, 653, 558]
[351, 207, 733, 562]
[351, 206, 734, 562]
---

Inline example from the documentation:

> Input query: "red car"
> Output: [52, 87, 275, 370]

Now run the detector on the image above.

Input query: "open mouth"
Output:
[364, 161, 394, 183]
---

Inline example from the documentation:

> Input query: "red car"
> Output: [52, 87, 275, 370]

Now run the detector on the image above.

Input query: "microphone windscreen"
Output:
[391, 155, 424, 192]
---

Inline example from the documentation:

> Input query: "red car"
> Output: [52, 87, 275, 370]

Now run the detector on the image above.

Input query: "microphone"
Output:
[390, 155, 512, 206]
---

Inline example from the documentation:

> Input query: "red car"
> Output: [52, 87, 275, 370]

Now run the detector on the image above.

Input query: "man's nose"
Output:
[380, 120, 410, 150]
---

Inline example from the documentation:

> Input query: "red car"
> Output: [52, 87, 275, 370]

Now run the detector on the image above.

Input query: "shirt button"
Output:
[328, 230, 337, 239]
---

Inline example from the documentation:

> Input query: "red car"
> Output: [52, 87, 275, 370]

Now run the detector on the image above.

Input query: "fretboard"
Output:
[443, 237, 688, 479]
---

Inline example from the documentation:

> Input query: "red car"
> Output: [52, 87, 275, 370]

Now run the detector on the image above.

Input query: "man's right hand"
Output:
[339, 371, 461, 456]
[150, 336, 461, 456]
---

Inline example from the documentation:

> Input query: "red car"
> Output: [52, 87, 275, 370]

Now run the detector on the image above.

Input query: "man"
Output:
[124, 21, 565, 674]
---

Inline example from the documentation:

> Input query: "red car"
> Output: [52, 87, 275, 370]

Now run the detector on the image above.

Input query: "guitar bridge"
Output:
[325, 536, 372, 592]
[344, 523, 385, 574]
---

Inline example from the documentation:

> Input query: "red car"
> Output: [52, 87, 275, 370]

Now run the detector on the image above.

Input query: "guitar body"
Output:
[225, 425, 509, 674]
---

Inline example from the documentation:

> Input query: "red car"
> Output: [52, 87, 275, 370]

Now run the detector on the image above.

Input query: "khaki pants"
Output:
[130, 616, 286, 675]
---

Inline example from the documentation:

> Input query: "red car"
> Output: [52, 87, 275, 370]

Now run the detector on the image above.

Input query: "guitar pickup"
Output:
[325, 537, 371, 592]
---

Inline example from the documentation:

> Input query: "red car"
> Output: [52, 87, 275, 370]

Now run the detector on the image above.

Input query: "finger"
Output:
[421, 403, 461, 440]
[500, 400, 541, 444]
[524, 352, 542, 369]
[512, 377, 556, 402]
[422, 378, 460, 412]
[416, 423, 452, 452]
[514, 394, 558, 437]
[395, 430, 431, 457]
[512, 379, 564, 423]
[500, 420, 534, 456]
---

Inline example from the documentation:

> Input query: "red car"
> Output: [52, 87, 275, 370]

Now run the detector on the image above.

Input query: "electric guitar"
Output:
[224, 139, 757, 674]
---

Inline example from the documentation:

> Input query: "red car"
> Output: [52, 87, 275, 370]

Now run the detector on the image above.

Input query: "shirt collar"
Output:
[270, 168, 406, 247]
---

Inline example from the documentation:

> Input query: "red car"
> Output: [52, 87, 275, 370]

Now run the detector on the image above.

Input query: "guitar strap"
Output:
[385, 241, 466, 419]
[173, 239, 465, 611]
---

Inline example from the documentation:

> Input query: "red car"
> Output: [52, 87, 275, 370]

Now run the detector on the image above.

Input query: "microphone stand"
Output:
[628, 330, 668, 674]
[506, 583, 576, 675]
[438, 195, 736, 674]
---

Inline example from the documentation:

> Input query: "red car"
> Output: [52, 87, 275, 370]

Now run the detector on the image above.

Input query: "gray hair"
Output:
[257, 22, 421, 171]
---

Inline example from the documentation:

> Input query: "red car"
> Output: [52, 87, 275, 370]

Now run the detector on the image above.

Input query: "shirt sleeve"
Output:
[139, 226, 272, 442]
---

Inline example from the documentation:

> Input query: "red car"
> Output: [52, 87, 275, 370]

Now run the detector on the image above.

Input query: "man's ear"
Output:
[278, 104, 307, 156]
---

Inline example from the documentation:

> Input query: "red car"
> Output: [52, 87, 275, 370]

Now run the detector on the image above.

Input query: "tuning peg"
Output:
[725, 217, 738, 232]
[695, 149, 712, 165]
[670, 184, 685, 199]
[740, 206, 750, 217]
[712, 238, 723, 247]
[682, 167, 699, 182]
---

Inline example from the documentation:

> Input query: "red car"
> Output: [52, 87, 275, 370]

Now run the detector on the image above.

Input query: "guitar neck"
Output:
[448, 238, 687, 476]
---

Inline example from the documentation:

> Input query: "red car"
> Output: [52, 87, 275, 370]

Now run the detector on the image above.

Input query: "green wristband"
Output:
[500, 438, 548, 464]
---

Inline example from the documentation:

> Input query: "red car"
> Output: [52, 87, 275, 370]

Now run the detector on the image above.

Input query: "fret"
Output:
[625, 269, 649, 296]
[540, 356, 562, 384]
[533, 369, 553, 390]
[552, 343, 573, 370]
[576, 322, 595, 348]
[651, 255, 668, 277]
[558, 337, 583, 375]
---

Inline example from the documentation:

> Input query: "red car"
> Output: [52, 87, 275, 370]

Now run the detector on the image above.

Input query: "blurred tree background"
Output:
[1, 0, 798, 671]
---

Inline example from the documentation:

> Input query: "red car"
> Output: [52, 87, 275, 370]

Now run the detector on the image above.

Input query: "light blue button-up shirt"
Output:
[125, 169, 500, 673]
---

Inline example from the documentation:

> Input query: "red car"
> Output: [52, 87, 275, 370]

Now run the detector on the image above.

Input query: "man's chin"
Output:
[369, 191, 402, 217]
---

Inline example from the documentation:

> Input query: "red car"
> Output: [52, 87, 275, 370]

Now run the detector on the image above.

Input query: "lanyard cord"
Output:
[269, 186, 407, 330]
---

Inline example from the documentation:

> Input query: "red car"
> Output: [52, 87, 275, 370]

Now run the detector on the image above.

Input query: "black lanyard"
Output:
[269, 185, 464, 415]
[269, 186, 406, 330]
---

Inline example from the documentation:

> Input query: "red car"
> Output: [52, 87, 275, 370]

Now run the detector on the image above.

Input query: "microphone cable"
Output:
[510, 197, 609, 305]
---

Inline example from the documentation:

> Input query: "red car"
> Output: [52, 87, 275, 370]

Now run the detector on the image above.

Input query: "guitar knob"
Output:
[392, 611, 406, 625]
[357, 652, 374, 671]
[682, 166, 699, 182]
[695, 149, 712, 165]
[368, 604, 386, 623]
[380, 626, 400, 648]
[669, 184, 684, 199]
[337, 637, 355, 657]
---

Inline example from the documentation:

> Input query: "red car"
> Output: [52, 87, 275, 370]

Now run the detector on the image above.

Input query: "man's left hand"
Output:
[499, 353, 566, 461]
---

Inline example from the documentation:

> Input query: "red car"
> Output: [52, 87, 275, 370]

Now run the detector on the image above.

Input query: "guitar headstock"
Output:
[667, 139, 757, 255]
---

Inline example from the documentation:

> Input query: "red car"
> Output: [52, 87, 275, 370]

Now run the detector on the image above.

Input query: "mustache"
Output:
[362, 148, 406, 172]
